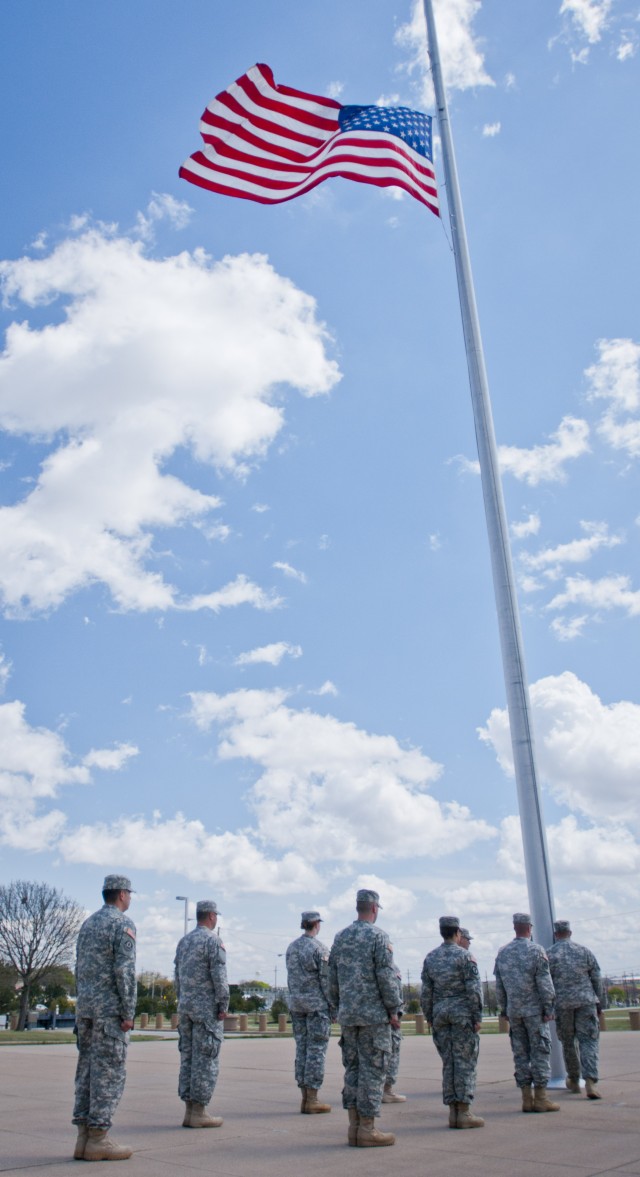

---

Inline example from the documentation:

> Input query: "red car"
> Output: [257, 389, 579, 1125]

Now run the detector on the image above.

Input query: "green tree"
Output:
[0, 881, 84, 1030]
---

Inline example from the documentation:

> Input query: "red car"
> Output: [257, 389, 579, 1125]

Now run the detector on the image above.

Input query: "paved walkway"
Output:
[1, 1031, 638, 1175]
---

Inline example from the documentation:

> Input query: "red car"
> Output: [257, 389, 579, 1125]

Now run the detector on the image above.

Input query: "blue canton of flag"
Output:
[338, 106, 433, 162]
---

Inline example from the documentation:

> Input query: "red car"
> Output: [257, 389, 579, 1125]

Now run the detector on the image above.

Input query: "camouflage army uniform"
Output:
[547, 939, 601, 1082]
[421, 943, 483, 1106]
[174, 927, 229, 1107]
[328, 921, 402, 1117]
[286, 933, 332, 1091]
[73, 905, 137, 1129]
[494, 939, 555, 1088]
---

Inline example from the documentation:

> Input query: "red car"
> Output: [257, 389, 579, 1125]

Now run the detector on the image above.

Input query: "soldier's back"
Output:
[548, 939, 599, 1007]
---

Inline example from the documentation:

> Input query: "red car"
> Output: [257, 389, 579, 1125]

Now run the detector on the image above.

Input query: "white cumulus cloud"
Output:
[235, 641, 303, 667]
[187, 688, 496, 862]
[395, 0, 494, 105]
[0, 221, 339, 615]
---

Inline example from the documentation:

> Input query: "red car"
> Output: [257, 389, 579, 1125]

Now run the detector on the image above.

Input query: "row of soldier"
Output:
[70, 877, 603, 1159]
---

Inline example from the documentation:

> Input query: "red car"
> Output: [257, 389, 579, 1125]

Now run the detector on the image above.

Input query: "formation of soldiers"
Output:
[70, 877, 604, 1160]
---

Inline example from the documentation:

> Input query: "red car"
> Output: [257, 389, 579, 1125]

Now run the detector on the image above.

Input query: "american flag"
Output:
[179, 63, 439, 216]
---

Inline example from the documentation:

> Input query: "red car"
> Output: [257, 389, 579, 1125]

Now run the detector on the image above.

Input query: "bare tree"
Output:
[0, 880, 84, 1030]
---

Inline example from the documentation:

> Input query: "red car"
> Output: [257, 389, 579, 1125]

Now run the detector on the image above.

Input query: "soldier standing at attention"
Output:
[328, 888, 402, 1149]
[285, 910, 333, 1113]
[421, 915, 484, 1129]
[494, 912, 559, 1113]
[382, 966, 407, 1105]
[72, 873, 137, 1162]
[174, 900, 229, 1129]
[459, 927, 473, 951]
[548, 919, 603, 1099]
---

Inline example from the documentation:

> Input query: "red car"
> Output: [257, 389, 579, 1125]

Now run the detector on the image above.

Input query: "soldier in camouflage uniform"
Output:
[286, 910, 333, 1113]
[72, 873, 137, 1162]
[459, 927, 473, 951]
[328, 888, 402, 1149]
[494, 912, 559, 1114]
[174, 900, 229, 1129]
[382, 967, 407, 1104]
[421, 915, 484, 1129]
[548, 919, 602, 1100]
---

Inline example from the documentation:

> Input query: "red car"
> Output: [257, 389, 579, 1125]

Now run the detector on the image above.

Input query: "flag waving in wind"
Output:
[179, 63, 439, 216]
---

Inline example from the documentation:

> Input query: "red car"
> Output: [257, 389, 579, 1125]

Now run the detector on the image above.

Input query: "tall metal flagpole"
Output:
[421, 0, 563, 1078]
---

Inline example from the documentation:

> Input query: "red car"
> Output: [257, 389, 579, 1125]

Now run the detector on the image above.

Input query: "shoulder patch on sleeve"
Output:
[469, 952, 478, 964]
[125, 927, 136, 939]
[387, 942, 393, 952]
[218, 940, 226, 951]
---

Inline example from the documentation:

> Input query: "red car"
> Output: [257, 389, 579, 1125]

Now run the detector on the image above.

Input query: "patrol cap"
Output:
[357, 888, 382, 908]
[513, 912, 532, 925]
[301, 910, 322, 922]
[459, 927, 472, 940]
[196, 900, 219, 916]
[554, 920, 571, 933]
[103, 874, 134, 892]
[439, 915, 460, 931]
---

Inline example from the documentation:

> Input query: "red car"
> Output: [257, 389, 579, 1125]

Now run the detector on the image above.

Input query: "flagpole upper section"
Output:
[421, 0, 557, 957]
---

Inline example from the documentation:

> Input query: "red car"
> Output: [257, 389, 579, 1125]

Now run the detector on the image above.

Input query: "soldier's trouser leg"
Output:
[73, 1017, 129, 1129]
[556, 1008, 580, 1079]
[291, 1014, 308, 1089]
[433, 1021, 479, 1105]
[302, 1011, 331, 1090]
[574, 1005, 599, 1081]
[339, 1024, 390, 1119]
[178, 1015, 194, 1102]
[385, 1026, 402, 1087]
[509, 1016, 550, 1088]
[518, 1015, 551, 1088]
[181, 1019, 224, 1107]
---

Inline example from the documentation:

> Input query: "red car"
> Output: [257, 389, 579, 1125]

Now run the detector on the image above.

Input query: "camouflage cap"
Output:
[103, 874, 134, 892]
[301, 910, 322, 922]
[459, 927, 472, 940]
[439, 915, 460, 931]
[196, 900, 219, 916]
[513, 912, 532, 924]
[554, 919, 571, 933]
[357, 888, 382, 908]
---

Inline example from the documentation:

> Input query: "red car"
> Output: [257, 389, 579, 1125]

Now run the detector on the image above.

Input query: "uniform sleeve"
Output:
[113, 920, 137, 1021]
[420, 959, 434, 1022]
[173, 945, 180, 1001]
[494, 956, 507, 1016]
[534, 948, 555, 1016]
[328, 943, 339, 1011]
[464, 953, 483, 1021]
[208, 938, 230, 1016]
[315, 942, 332, 1008]
[587, 950, 602, 1001]
[373, 933, 402, 1014]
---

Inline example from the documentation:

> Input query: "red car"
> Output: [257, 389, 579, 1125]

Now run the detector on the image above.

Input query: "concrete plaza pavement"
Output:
[1, 1031, 639, 1176]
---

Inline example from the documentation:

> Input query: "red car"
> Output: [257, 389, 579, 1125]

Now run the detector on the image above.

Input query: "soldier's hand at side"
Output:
[217, 1011, 227, 1021]
[596, 1003, 602, 1015]
[474, 1022, 482, 1032]
[542, 1015, 554, 1022]
[389, 1014, 401, 1030]
[120, 1019, 134, 1032]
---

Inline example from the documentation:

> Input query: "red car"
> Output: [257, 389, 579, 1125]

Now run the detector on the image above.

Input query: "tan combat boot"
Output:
[357, 1116, 395, 1147]
[448, 1103, 458, 1128]
[299, 1086, 307, 1112]
[585, 1078, 602, 1100]
[456, 1102, 485, 1128]
[382, 1083, 407, 1103]
[304, 1089, 331, 1113]
[347, 1107, 359, 1146]
[73, 1122, 88, 1160]
[521, 1085, 534, 1112]
[189, 1103, 223, 1128]
[565, 1076, 580, 1094]
[84, 1128, 132, 1161]
[533, 1086, 560, 1112]
[182, 1100, 193, 1127]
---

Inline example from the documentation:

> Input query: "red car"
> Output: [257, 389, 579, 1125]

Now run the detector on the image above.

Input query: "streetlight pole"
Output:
[176, 896, 189, 937]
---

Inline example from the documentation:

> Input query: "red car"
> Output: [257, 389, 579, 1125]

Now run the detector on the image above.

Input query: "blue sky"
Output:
[1, 0, 639, 988]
